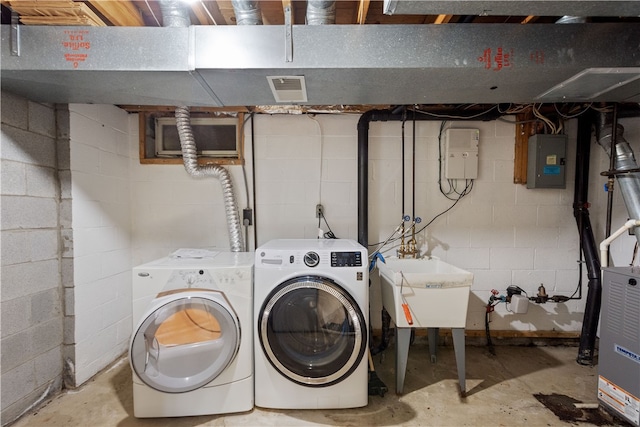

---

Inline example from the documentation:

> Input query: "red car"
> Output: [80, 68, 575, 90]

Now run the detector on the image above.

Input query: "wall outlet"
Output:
[316, 204, 324, 218]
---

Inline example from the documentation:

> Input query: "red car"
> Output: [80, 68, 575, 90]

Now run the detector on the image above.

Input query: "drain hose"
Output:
[175, 106, 244, 252]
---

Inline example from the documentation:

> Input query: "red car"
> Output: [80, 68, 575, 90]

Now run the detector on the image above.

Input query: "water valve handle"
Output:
[415, 217, 422, 223]
[403, 215, 411, 222]
[402, 303, 413, 325]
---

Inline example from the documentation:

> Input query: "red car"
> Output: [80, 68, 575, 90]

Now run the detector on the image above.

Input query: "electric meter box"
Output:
[526, 134, 567, 189]
[445, 128, 479, 179]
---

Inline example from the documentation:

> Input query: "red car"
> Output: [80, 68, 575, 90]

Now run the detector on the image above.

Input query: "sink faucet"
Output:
[398, 217, 420, 259]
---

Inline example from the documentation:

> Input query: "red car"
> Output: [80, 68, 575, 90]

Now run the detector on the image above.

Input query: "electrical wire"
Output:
[199, 0, 218, 25]
[413, 104, 499, 120]
[307, 114, 324, 206]
[437, 121, 475, 201]
[144, 0, 161, 26]
[241, 113, 253, 209]
[319, 212, 337, 239]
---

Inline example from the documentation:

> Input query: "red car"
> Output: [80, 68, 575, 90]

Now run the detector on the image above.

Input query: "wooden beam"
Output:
[215, 0, 236, 25]
[434, 14, 454, 24]
[372, 328, 581, 340]
[281, 0, 292, 24]
[87, 0, 143, 26]
[190, 0, 216, 25]
[7, 0, 107, 26]
[357, 0, 370, 25]
[521, 15, 535, 24]
[514, 111, 534, 184]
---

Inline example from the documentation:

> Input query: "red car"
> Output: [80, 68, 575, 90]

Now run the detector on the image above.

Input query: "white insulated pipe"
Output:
[599, 219, 640, 267]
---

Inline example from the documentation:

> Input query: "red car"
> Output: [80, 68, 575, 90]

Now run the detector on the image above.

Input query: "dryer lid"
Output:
[130, 291, 240, 393]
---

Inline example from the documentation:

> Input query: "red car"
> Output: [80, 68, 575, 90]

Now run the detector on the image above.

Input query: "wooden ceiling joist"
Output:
[87, 0, 143, 26]
[6, 0, 106, 26]
[357, 0, 370, 25]
[434, 14, 454, 24]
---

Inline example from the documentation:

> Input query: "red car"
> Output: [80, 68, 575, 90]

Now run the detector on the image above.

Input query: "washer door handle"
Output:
[143, 333, 160, 377]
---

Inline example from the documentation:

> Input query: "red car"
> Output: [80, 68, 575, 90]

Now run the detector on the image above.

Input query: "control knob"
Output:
[304, 251, 320, 267]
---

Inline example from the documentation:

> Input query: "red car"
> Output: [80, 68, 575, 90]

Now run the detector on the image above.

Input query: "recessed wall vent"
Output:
[267, 76, 308, 103]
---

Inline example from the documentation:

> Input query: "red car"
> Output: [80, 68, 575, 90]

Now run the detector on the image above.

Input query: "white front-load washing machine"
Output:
[129, 250, 253, 418]
[254, 239, 369, 409]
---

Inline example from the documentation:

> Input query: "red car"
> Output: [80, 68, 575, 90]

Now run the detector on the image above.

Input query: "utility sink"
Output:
[378, 257, 473, 328]
[377, 256, 473, 395]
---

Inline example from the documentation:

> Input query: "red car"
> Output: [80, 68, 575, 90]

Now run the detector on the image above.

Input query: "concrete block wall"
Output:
[130, 112, 624, 333]
[130, 115, 251, 265]
[65, 104, 132, 386]
[1, 92, 63, 425]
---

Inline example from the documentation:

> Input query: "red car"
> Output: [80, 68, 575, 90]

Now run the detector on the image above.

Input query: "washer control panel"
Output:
[304, 251, 320, 267]
[331, 251, 362, 267]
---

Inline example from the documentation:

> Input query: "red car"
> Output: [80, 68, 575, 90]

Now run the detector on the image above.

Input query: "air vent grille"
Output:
[267, 76, 308, 103]
[536, 68, 640, 101]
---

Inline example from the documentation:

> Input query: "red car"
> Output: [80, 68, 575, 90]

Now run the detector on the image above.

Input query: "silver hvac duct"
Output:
[306, 0, 336, 25]
[159, 0, 191, 27]
[175, 106, 244, 252]
[596, 113, 640, 244]
[231, 0, 263, 25]
[159, 0, 244, 252]
[556, 16, 587, 24]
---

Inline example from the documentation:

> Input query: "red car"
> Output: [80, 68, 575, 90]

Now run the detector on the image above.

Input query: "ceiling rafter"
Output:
[87, 0, 143, 26]
[357, 0, 370, 24]
[434, 14, 454, 24]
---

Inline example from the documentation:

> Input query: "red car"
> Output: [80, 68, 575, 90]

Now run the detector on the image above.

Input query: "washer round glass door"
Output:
[130, 291, 240, 393]
[258, 275, 367, 387]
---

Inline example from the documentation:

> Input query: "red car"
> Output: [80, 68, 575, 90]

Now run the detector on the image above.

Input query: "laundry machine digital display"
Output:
[254, 239, 369, 409]
[331, 251, 362, 267]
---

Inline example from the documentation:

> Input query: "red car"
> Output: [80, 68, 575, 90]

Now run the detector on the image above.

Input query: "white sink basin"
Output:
[378, 257, 473, 328]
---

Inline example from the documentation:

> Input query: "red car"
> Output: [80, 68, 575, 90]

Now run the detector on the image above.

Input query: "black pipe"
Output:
[574, 111, 602, 366]
[357, 106, 501, 355]
[357, 107, 501, 249]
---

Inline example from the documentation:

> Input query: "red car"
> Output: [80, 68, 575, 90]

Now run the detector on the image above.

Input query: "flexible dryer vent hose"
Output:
[175, 106, 244, 252]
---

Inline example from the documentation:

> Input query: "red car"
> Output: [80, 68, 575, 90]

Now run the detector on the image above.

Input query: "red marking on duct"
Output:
[530, 50, 545, 65]
[478, 47, 514, 71]
[62, 30, 91, 68]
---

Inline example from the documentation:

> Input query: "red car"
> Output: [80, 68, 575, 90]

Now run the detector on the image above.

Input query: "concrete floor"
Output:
[11, 343, 623, 427]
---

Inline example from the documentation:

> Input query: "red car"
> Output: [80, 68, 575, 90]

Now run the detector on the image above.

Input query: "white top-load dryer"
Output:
[130, 250, 253, 418]
[254, 239, 369, 409]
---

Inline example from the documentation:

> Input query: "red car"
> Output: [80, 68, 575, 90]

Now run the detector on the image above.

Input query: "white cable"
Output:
[307, 114, 324, 204]
[199, 0, 218, 25]
[145, 0, 161, 26]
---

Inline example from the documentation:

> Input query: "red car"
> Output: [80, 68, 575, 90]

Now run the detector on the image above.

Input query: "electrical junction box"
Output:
[526, 134, 567, 189]
[599, 267, 640, 427]
[510, 294, 529, 314]
[445, 128, 479, 179]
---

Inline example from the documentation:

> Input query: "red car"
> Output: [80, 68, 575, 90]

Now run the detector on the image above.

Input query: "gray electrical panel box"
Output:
[526, 134, 567, 189]
[599, 267, 640, 427]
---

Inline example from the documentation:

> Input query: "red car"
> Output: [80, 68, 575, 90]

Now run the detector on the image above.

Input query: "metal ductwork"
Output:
[306, 1, 336, 25]
[159, 0, 191, 27]
[159, 0, 244, 252]
[1, 24, 639, 106]
[231, 0, 262, 25]
[555, 16, 587, 24]
[175, 106, 244, 252]
[384, 0, 640, 17]
[596, 113, 640, 244]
